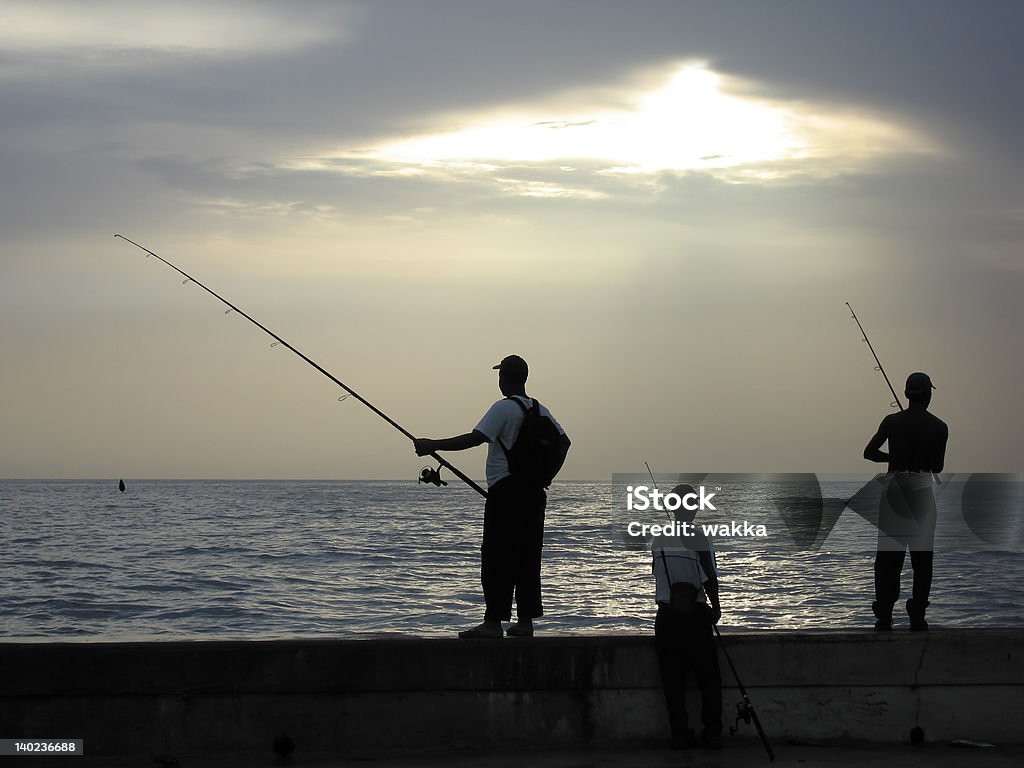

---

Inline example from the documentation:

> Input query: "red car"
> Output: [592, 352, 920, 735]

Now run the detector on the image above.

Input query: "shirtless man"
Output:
[864, 372, 948, 630]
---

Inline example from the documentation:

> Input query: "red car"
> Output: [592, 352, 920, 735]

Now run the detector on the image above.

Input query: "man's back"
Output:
[879, 407, 948, 473]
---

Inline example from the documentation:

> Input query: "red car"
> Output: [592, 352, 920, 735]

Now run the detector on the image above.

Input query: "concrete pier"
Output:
[1, 630, 1020, 762]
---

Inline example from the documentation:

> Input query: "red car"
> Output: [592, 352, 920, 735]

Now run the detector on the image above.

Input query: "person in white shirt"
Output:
[651, 484, 723, 749]
[414, 355, 568, 639]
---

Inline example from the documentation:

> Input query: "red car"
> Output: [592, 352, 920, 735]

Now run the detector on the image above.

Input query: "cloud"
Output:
[1, 1, 1021, 478]
[281, 61, 940, 198]
[0, 0, 350, 56]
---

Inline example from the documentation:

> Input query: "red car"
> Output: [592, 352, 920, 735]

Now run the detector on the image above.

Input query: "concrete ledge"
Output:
[1, 630, 1020, 759]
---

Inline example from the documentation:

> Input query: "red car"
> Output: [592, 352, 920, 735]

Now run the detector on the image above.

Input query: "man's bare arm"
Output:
[698, 550, 721, 623]
[864, 422, 889, 463]
[932, 424, 949, 473]
[704, 577, 721, 624]
[414, 430, 488, 456]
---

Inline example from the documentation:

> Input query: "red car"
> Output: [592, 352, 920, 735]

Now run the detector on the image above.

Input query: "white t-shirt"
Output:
[474, 395, 565, 487]
[652, 537, 718, 604]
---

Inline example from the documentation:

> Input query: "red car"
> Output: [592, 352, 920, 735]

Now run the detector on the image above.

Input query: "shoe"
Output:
[457, 623, 503, 639]
[872, 601, 894, 631]
[506, 622, 534, 637]
[906, 599, 929, 631]
[702, 730, 723, 750]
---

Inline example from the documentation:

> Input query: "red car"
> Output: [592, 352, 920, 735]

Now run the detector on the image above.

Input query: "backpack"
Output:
[498, 397, 570, 488]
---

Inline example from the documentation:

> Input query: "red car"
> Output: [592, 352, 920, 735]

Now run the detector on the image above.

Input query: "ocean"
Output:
[2, 477, 1022, 641]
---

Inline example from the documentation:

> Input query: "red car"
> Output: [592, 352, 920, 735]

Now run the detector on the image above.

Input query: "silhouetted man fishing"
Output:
[864, 372, 948, 630]
[414, 355, 569, 638]
[651, 484, 723, 749]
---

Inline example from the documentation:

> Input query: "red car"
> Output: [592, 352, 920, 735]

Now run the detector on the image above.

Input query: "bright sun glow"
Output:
[296, 62, 936, 194]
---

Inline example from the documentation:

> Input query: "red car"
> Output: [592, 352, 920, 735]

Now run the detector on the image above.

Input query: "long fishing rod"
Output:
[846, 302, 903, 411]
[114, 234, 487, 498]
[846, 303, 942, 489]
[643, 462, 774, 761]
[713, 623, 775, 761]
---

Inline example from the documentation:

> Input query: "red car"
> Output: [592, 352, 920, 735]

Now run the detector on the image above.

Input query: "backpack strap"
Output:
[504, 395, 536, 413]
[497, 396, 536, 454]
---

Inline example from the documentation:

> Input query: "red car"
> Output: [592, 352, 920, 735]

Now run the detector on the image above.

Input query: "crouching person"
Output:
[652, 483, 723, 750]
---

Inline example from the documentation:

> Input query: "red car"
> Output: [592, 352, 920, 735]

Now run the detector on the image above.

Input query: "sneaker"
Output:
[872, 601, 894, 631]
[457, 622, 503, 639]
[506, 621, 534, 637]
[906, 599, 929, 632]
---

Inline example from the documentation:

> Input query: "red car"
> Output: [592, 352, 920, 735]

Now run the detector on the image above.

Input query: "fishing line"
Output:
[114, 234, 486, 498]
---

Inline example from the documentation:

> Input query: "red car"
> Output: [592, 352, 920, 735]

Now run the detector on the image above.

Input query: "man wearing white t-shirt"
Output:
[414, 355, 568, 639]
[652, 484, 723, 749]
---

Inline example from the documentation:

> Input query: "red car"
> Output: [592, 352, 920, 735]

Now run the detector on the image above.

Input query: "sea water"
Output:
[1, 478, 1021, 640]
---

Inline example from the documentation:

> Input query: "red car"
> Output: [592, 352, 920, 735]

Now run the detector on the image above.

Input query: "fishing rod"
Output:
[714, 623, 775, 761]
[846, 302, 903, 411]
[845, 303, 942, 492]
[114, 234, 487, 498]
[643, 462, 775, 761]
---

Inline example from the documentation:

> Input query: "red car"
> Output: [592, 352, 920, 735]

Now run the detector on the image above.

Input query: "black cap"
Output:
[905, 372, 936, 395]
[493, 355, 528, 380]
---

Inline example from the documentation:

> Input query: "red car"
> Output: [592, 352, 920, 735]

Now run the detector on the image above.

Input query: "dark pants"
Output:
[481, 477, 546, 622]
[654, 603, 723, 740]
[875, 549, 934, 606]
[875, 475, 936, 607]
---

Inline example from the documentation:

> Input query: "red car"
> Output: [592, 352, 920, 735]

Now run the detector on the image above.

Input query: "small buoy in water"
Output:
[118, 479, 126, 493]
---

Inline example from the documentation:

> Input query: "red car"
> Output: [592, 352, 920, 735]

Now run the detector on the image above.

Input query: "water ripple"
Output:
[1, 479, 1022, 640]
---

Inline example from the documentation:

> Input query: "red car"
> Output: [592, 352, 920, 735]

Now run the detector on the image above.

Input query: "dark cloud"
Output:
[6, 2, 1016, 144]
[4, 1, 1020, 175]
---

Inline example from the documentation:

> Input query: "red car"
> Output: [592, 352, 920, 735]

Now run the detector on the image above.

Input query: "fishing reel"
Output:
[418, 465, 448, 487]
[730, 699, 754, 735]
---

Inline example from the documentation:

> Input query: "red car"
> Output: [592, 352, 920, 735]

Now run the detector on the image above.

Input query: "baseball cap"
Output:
[905, 372, 936, 394]
[493, 355, 528, 379]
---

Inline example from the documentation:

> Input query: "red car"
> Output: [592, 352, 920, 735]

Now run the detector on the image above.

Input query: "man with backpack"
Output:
[414, 355, 570, 638]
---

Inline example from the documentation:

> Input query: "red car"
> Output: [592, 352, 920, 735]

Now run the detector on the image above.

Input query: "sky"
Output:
[1, 0, 1021, 480]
